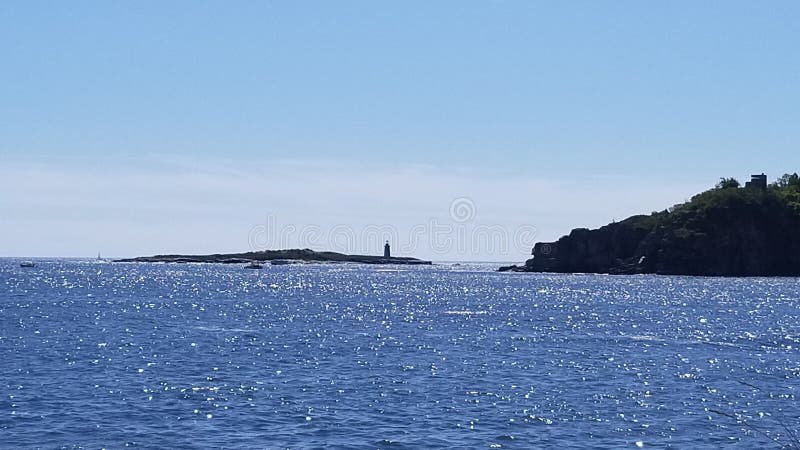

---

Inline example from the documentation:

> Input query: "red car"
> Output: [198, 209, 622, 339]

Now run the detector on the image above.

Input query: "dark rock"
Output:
[498, 264, 528, 272]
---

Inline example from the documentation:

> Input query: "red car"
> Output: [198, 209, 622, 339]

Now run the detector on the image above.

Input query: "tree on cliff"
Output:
[773, 173, 800, 189]
[716, 177, 741, 189]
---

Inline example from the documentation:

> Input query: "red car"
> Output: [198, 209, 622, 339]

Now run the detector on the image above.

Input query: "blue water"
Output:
[1, 260, 799, 449]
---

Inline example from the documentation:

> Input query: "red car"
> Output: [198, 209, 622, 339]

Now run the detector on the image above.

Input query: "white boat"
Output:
[20, 261, 35, 268]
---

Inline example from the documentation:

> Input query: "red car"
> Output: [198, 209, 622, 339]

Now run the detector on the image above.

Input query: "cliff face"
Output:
[505, 184, 800, 276]
[525, 221, 650, 274]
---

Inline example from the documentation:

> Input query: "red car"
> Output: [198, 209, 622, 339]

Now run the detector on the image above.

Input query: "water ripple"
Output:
[1, 259, 799, 448]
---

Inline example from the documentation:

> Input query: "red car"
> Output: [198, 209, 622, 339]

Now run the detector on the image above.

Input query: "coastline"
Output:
[115, 248, 432, 266]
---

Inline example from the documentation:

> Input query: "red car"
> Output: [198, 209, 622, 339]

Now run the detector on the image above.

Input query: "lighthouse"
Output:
[384, 241, 391, 258]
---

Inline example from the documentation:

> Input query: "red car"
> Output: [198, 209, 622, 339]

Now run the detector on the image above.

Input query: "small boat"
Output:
[20, 261, 35, 268]
[245, 262, 263, 269]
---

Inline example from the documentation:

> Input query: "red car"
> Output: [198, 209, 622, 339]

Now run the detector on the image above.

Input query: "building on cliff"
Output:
[745, 173, 767, 189]
[384, 241, 391, 258]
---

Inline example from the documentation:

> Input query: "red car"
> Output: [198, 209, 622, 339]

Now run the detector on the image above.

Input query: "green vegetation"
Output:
[716, 177, 741, 189]
[772, 173, 800, 212]
[774, 172, 800, 189]
[676, 173, 800, 215]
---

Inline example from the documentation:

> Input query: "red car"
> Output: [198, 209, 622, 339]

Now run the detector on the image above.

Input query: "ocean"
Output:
[1, 259, 798, 449]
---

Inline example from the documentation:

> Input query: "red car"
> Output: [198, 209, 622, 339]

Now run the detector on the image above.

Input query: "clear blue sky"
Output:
[1, 2, 798, 260]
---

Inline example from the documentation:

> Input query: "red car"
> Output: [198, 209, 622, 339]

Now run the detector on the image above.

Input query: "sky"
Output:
[1, 1, 798, 261]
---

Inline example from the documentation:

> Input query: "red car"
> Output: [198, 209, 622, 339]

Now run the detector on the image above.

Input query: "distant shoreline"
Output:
[115, 248, 432, 266]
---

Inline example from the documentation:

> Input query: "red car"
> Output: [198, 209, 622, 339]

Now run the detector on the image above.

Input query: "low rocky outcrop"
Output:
[117, 248, 432, 266]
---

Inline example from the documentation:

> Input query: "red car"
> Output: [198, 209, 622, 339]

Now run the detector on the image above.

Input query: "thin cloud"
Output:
[0, 157, 707, 260]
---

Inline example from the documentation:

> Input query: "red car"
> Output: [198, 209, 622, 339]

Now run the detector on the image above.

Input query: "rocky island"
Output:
[117, 248, 432, 266]
[501, 173, 800, 277]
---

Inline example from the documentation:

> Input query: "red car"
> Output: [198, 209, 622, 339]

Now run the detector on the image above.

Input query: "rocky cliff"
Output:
[501, 177, 800, 276]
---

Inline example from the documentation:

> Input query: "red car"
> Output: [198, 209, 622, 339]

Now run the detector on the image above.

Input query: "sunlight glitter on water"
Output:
[0, 260, 799, 448]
